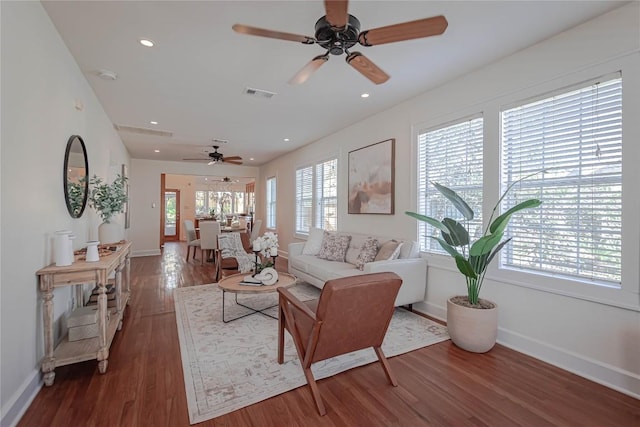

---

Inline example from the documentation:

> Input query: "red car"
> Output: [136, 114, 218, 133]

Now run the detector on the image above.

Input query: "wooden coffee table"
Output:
[217, 272, 297, 323]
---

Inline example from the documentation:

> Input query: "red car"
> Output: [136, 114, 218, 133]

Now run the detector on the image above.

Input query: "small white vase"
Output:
[98, 220, 123, 244]
[86, 240, 100, 262]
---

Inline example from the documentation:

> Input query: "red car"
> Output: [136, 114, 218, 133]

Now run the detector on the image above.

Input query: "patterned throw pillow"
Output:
[374, 239, 404, 262]
[317, 232, 352, 262]
[355, 237, 379, 270]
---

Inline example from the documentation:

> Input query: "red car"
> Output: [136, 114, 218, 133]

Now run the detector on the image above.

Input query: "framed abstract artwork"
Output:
[348, 138, 395, 214]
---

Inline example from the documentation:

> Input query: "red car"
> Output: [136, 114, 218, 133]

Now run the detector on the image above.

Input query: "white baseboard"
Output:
[414, 304, 640, 400]
[498, 327, 640, 400]
[1, 369, 42, 427]
[131, 249, 161, 257]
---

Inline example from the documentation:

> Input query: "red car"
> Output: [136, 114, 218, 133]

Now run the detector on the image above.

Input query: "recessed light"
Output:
[150, 121, 158, 125]
[154, 149, 160, 153]
[139, 39, 154, 47]
[250, 158, 254, 161]
[361, 93, 370, 98]
[283, 138, 290, 142]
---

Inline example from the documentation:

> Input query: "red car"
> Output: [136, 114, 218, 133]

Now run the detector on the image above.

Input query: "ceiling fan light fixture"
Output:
[139, 38, 154, 47]
[361, 93, 370, 98]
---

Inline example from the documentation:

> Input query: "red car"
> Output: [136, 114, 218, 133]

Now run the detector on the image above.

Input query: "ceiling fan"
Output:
[182, 145, 243, 165]
[232, 0, 448, 85]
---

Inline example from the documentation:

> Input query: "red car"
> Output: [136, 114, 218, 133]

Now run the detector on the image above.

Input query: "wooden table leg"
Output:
[40, 275, 56, 386]
[96, 270, 109, 374]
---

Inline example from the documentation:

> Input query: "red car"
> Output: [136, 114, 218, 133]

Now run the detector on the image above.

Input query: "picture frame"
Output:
[348, 138, 395, 214]
[122, 164, 131, 229]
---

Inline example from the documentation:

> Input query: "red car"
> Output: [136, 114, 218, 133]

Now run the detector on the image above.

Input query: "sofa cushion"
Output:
[317, 232, 351, 262]
[399, 240, 419, 259]
[355, 237, 379, 270]
[345, 234, 367, 265]
[306, 257, 359, 282]
[302, 227, 325, 255]
[375, 239, 403, 261]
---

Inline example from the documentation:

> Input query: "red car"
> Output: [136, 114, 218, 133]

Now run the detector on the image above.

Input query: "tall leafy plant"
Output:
[406, 174, 542, 306]
[88, 174, 128, 223]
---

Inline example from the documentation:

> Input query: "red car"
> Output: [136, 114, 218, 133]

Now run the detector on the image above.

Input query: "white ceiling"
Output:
[43, 0, 626, 167]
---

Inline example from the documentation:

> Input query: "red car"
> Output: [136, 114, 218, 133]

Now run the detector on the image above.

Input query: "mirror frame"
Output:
[63, 135, 89, 218]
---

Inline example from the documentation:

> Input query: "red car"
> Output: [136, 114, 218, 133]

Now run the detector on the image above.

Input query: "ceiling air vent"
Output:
[243, 87, 277, 99]
[113, 124, 173, 137]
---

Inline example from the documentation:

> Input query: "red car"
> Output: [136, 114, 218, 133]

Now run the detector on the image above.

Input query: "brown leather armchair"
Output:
[214, 231, 253, 281]
[277, 272, 403, 416]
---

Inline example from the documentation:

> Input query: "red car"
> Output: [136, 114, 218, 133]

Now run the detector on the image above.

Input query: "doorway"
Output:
[164, 189, 180, 242]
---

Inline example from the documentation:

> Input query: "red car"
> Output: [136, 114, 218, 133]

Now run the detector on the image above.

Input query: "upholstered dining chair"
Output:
[277, 272, 403, 416]
[198, 221, 221, 265]
[214, 232, 254, 281]
[183, 219, 201, 262]
[249, 219, 262, 246]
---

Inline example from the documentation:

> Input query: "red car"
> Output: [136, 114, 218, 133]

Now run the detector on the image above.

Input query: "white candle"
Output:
[270, 247, 278, 257]
[253, 240, 261, 251]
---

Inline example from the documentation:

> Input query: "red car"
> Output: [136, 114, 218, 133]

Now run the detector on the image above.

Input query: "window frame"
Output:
[265, 176, 277, 229]
[295, 156, 338, 237]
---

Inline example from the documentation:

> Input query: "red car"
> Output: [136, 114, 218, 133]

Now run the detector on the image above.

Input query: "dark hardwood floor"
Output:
[19, 242, 639, 426]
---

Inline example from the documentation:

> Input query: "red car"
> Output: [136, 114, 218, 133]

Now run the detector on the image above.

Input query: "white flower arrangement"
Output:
[252, 231, 279, 257]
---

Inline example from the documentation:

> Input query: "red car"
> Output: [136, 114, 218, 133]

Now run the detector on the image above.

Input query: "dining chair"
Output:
[183, 219, 201, 262]
[249, 219, 262, 246]
[277, 272, 402, 416]
[214, 232, 254, 281]
[199, 221, 221, 265]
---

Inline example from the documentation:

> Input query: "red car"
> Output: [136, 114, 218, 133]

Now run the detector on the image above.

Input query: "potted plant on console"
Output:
[88, 174, 128, 244]
[406, 177, 541, 353]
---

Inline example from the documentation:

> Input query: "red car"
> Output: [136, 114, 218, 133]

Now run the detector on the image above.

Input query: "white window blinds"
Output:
[500, 76, 622, 285]
[295, 166, 313, 234]
[295, 158, 338, 234]
[266, 177, 276, 229]
[417, 117, 484, 253]
[316, 159, 338, 231]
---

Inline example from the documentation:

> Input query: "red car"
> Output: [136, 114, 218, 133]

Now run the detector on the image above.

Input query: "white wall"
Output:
[0, 2, 130, 425]
[261, 3, 640, 398]
[129, 159, 258, 256]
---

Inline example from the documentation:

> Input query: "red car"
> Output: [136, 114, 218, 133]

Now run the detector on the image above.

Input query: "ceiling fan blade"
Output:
[222, 156, 242, 161]
[289, 55, 329, 85]
[346, 52, 389, 85]
[324, 0, 349, 28]
[232, 24, 315, 44]
[358, 15, 448, 46]
[224, 160, 243, 165]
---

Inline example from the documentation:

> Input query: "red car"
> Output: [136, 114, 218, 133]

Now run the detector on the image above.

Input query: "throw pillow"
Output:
[302, 227, 325, 255]
[317, 232, 352, 262]
[374, 239, 403, 262]
[355, 237, 379, 270]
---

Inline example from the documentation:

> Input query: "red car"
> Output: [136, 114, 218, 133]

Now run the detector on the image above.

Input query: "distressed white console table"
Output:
[36, 241, 131, 386]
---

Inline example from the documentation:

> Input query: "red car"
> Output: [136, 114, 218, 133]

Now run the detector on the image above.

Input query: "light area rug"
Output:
[174, 282, 450, 424]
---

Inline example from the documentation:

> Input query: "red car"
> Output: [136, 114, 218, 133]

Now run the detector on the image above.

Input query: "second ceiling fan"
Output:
[233, 0, 448, 85]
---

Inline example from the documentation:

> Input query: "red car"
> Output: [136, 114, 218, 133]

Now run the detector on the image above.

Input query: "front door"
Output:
[164, 189, 180, 241]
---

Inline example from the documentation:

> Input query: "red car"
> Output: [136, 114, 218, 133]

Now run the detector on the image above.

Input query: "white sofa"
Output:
[288, 232, 427, 307]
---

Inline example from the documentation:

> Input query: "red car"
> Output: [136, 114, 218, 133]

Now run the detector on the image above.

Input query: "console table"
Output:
[36, 241, 131, 386]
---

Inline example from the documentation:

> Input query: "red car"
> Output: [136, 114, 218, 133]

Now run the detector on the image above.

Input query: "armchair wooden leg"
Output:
[303, 367, 326, 416]
[278, 305, 285, 364]
[374, 346, 398, 387]
[186, 247, 190, 263]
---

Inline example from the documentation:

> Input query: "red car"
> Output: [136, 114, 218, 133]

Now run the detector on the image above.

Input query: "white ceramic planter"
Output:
[446, 297, 498, 353]
[98, 220, 124, 244]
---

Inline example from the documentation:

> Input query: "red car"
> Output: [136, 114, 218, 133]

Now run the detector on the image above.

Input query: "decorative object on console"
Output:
[54, 230, 75, 266]
[348, 139, 395, 214]
[405, 173, 542, 353]
[85, 240, 100, 262]
[88, 173, 128, 244]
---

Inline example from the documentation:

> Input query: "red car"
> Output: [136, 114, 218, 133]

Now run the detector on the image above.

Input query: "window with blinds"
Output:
[500, 75, 622, 286]
[295, 158, 338, 234]
[417, 117, 484, 253]
[316, 159, 338, 231]
[266, 177, 276, 229]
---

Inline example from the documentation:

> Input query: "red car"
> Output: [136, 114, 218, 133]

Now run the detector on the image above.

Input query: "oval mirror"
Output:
[63, 135, 89, 218]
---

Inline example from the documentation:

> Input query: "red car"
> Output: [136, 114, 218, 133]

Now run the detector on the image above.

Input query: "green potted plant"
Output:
[88, 174, 128, 243]
[406, 174, 541, 352]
